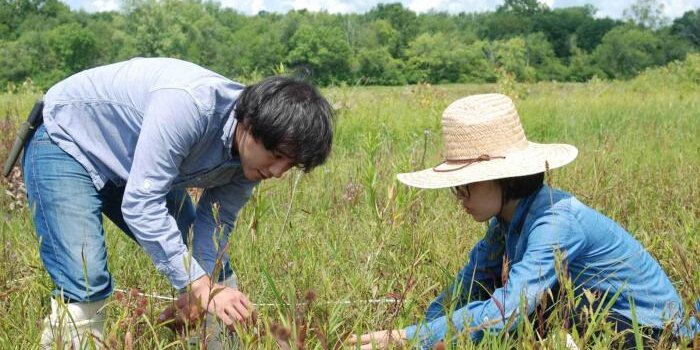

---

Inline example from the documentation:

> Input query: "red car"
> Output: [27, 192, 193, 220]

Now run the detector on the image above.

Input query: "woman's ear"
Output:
[495, 178, 511, 202]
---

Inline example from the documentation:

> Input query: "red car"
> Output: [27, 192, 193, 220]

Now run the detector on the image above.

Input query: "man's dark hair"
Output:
[497, 172, 545, 202]
[234, 76, 334, 172]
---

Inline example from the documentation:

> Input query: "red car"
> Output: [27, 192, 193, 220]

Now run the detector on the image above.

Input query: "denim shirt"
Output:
[42, 57, 258, 290]
[405, 185, 695, 348]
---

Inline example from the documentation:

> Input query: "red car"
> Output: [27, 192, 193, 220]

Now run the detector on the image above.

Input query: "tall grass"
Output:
[0, 59, 698, 349]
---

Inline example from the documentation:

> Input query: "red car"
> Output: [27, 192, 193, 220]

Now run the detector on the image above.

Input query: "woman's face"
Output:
[451, 180, 503, 222]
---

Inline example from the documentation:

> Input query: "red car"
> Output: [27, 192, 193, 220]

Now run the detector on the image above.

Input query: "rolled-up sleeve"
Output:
[122, 88, 208, 290]
[405, 210, 586, 349]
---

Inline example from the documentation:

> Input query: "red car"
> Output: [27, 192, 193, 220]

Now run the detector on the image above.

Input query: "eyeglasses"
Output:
[450, 184, 470, 200]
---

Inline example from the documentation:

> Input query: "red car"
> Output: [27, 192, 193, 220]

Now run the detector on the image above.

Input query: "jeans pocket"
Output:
[29, 125, 52, 143]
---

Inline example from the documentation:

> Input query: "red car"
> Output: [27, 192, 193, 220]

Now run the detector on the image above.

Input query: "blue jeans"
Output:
[22, 125, 232, 302]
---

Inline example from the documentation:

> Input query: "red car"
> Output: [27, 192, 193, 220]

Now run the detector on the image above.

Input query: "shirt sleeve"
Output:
[425, 220, 505, 322]
[121, 88, 208, 290]
[405, 209, 586, 349]
[190, 174, 258, 276]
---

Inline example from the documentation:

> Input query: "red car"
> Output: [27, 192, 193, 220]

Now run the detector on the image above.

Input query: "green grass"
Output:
[0, 67, 698, 349]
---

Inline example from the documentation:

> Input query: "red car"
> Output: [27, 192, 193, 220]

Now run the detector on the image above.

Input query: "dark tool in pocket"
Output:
[3, 99, 44, 177]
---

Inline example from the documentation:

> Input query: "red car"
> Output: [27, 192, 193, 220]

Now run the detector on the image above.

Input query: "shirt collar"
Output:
[221, 109, 238, 158]
[503, 185, 545, 235]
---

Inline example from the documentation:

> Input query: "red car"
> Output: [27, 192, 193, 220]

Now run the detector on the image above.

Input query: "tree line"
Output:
[1, 0, 699, 89]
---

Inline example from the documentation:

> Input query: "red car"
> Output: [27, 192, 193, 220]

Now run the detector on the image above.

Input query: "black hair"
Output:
[496, 172, 545, 216]
[497, 172, 545, 202]
[234, 76, 334, 172]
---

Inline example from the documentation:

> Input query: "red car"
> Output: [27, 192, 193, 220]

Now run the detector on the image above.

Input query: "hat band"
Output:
[433, 154, 505, 172]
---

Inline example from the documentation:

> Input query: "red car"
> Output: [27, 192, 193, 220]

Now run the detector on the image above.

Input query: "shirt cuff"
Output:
[405, 323, 433, 350]
[164, 251, 207, 290]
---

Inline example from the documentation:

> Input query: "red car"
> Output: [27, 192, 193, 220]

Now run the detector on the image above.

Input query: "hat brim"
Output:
[397, 142, 578, 189]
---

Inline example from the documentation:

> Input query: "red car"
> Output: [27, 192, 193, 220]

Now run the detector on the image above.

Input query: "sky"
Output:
[67, 0, 699, 21]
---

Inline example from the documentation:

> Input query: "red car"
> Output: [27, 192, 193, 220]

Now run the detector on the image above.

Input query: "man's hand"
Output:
[346, 329, 407, 349]
[158, 275, 256, 331]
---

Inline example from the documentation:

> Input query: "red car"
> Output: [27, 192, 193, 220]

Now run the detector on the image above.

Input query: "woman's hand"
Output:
[346, 329, 408, 349]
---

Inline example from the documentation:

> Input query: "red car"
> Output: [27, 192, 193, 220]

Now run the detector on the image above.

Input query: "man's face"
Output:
[235, 126, 295, 181]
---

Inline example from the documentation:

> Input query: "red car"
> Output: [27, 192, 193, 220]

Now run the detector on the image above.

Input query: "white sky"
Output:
[67, 0, 699, 21]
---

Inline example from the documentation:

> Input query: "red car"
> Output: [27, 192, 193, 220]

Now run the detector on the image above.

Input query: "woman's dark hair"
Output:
[497, 172, 545, 202]
[234, 76, 334, 172]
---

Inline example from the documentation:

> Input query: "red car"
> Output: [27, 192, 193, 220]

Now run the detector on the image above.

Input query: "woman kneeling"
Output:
[350, 94, 698, 349]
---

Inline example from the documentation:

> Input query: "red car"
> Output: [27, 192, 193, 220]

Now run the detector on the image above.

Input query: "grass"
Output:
[0, 62, 698, 349]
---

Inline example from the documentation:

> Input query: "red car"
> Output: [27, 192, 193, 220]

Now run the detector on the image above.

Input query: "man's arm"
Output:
[123, 88, 256, 327]
[121, 88, 208, 290]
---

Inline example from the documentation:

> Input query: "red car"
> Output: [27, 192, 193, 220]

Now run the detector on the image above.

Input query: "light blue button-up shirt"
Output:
[405, 185, 697, 348]
[42, 57, 258, 290]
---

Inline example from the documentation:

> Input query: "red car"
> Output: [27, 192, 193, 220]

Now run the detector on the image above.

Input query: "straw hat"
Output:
[397, 93, 578, 189]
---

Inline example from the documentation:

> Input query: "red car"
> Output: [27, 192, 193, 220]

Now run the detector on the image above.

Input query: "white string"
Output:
[113, 288, 399, 307]
[8, 272, 401, 307]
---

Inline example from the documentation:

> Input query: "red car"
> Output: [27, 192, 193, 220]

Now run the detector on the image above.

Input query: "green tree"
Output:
[416, 11, 458, 34]
[462, 40, 498, 82]
[85, 13, 138, 65]
[0, 38, 38, 83]
[623, 0, 668, 29]
[523, 32, 567, 80]
[47, 22, 98, 73]
[0, 29, 65, 88]
[125, 0, 192, 57]
[480, 0, 548, 41]
[533, 6, 596, 59]
[366, 3, 418, 57]
[0, 0, 692, 88]
[656, 28, 693, 64]
[567, 46, 604, 81]
[592, 25, 662, 78]
[353, 47, 405, 85]
[489, 37, 536, 81]
[286, 23, 351, 84]
[496, 0, 547, 16]
[405, 32, 470, 83]
[479, 11, 533, 40]
[0, 0, 71, 39]
[671, 9, 700, 48]
[228, 16, 286, 78]
[575, 17, 620, 52]
[124, 0, 177, 56]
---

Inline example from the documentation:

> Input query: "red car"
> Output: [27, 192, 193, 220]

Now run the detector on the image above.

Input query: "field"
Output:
[0, 61, 698, 349]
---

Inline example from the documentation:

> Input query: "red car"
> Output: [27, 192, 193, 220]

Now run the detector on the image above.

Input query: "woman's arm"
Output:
[426, 219, 506, 321]
[407, 209, 586, 348]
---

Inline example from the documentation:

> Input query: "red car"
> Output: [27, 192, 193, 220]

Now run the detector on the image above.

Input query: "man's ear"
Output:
[235, 117, 251, 132]
[233, 120, 251, 154]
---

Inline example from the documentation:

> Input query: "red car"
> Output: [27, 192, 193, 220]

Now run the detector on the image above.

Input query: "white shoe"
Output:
[40, 298, 106, 349]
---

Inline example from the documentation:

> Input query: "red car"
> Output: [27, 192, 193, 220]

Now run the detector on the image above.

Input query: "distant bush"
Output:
[631, 53, 700, 87]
